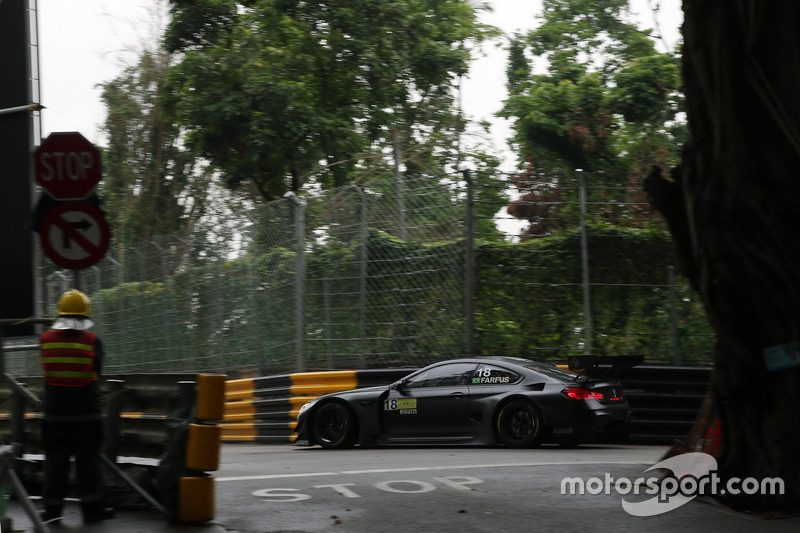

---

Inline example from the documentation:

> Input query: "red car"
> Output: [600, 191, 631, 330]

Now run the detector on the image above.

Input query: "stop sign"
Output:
[34, 132, 102, 200]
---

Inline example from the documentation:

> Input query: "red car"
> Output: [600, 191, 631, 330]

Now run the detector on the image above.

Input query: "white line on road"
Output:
[216, 460, 650, 482]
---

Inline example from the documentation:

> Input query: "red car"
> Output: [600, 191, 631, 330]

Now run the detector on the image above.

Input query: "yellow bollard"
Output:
[185, 423, 222, 471]
[179, 476, 214, 523]
[196, 374, 227, 421]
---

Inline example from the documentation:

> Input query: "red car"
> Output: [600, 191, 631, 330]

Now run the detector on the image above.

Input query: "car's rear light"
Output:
[562, 387, 603, 400]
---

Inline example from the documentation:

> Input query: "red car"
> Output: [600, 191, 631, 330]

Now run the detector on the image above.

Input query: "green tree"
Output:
[647, 0, 800, 512]
[162, 0, 495, 200]
[100, 49, 212, 250]
[500, 0, 683, 236]
[502, 0, 682, 171]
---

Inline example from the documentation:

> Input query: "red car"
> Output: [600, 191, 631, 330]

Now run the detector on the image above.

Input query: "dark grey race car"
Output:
[295, 355, 641, 449]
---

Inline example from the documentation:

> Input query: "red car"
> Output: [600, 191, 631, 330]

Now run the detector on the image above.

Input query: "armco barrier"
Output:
[621, 365, 712, 444]
[0, 366, 712, 450]
[0, 374, 213, 458]
[222, 365, 712, 446]
[221, 369, 414, 442]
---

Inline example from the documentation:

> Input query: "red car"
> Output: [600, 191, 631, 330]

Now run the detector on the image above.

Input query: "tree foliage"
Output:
[100, 49, 206, 247]
[500, 0, 684, 238]
[162, 0, 495, 200]
[99, 44, 262, 274]
[502, 0, 684, 171]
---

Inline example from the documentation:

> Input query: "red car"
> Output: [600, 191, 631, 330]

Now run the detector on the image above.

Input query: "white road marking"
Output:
[216, 460, 649, 482]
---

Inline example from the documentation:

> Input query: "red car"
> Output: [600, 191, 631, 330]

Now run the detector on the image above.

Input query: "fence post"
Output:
[105, 257, 123, 369]
[668, 266, 682, 365]
[151, 241, 173, 367]
[215, 257, 224, 372]
[285, 192, 306, 372]
[578, 170, 593, 355]
[392, 129, 407, 242]
[323, 278, 334, 369]
[463, 169, 476, 358]
[354, 186, 367, 369]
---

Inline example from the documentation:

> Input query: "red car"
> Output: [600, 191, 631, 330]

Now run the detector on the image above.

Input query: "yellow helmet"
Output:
[57, 289, 91, 317]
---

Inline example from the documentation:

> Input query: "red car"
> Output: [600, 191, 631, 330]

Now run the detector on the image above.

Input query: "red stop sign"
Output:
[34, 132, 102, 200]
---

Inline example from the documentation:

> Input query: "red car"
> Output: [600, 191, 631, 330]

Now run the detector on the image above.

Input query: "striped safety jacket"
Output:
[41, 330, 99, 387]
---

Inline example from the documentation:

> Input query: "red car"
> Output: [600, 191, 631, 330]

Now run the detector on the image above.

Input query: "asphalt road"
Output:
[5, 444, 798, 532]
[211, 444, 799, 533]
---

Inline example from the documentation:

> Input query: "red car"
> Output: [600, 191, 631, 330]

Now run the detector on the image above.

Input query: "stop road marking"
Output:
[251, 476, 483, 502]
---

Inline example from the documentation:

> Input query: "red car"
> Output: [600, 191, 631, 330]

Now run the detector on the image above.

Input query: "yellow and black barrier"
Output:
[179, 374, 226, 524]
[221, 369, 414, 443]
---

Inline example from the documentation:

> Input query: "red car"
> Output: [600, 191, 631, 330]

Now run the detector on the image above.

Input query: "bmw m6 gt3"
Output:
[295, 356, 638, 449]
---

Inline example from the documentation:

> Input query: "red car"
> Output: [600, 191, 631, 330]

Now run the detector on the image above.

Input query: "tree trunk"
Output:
[649, 1, 800, 512]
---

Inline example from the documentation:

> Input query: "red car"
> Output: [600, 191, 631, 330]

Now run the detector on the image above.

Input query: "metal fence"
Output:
[25, 170, 714, 377]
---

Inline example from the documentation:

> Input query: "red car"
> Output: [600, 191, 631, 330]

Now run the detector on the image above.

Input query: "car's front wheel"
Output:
[495, 400, 542, 448]
[311, 401, 356, 449]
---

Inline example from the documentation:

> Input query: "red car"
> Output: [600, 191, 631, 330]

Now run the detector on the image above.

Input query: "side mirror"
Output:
[390, 380, 405, 391]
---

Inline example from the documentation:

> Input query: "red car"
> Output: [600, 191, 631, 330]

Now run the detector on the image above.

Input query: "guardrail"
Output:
[221, 365, 712, 446]
[221, 369, 415, 442]
[621, 365, 712, 444]
[0, 365, 712, 453]
[0, 373, 209, 458]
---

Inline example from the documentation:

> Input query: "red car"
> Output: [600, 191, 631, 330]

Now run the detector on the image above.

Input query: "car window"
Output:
[404, 363, 477, 388]
[471, 365, 520, 385]
[523, 362, 577, 382]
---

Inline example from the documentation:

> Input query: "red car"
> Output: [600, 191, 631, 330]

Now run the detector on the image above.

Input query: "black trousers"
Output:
[41, 418, 104, 510]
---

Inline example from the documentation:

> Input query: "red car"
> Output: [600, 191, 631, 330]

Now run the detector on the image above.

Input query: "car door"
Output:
[382, 362, 477, 439]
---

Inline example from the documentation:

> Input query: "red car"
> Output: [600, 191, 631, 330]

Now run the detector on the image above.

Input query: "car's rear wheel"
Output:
[495, 400, 542, 448]
[312, 401, 356, 449]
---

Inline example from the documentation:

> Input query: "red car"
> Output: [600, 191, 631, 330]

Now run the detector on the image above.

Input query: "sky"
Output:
[36, 0, 683, 169]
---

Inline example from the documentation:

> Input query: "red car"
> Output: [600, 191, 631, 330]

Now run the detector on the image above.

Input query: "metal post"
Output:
[668, 266, 682, 365]
[1, 443, 49, 532]
[0, 103, 43, 115]
[285, 192, 306, 372]
[105, 257, 123, 369]
[151, 241, 173, 366]
[578, 170, 593, 355]
[216, 257, 224, 372]
[463, 170, 476, 358]
[392, 129, 407, 242]
[355, 186, 367, 369]
[103, 379, 125, 464]
[177, 380, 196, 412]
[10, 388, 26, 446]
[323, 278, 334, 369]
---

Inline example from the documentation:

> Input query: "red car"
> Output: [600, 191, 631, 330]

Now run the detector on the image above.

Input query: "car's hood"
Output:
[321, 384, 390, 399]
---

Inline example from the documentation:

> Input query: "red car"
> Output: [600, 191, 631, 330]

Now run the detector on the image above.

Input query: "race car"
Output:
[294, 355, 640, 449]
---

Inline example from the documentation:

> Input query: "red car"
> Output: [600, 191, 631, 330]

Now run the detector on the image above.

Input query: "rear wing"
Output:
[566, 354, 643, 382]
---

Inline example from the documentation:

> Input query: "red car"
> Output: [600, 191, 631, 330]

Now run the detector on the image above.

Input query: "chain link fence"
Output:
[28, 170, 713, 377]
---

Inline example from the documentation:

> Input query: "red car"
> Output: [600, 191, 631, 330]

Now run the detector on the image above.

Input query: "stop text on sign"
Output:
[37, 150, 98, 182]
[34, 132, 103, 200]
